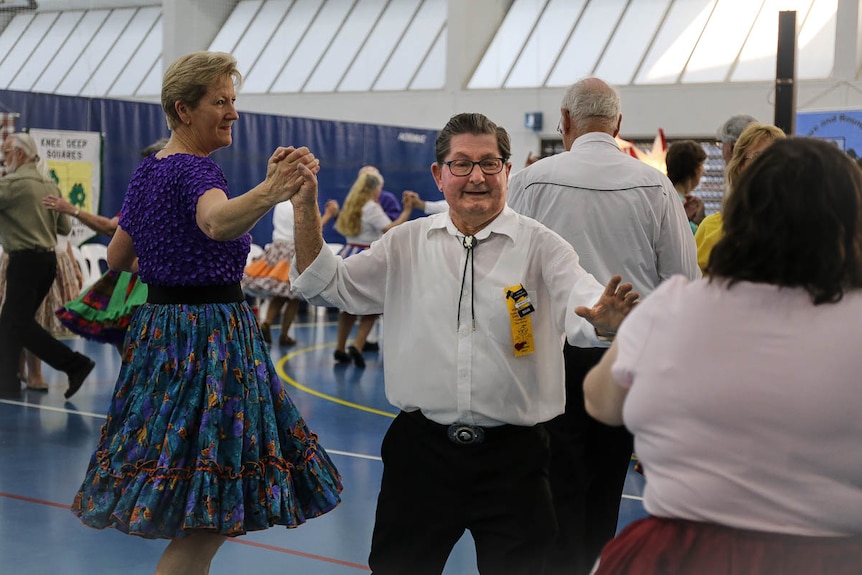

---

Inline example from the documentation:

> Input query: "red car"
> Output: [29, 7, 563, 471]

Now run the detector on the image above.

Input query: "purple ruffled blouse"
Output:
[119, 154, 251, 286]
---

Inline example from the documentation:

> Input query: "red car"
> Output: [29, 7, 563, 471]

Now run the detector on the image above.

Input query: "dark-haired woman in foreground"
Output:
[585, 137, 862, 574]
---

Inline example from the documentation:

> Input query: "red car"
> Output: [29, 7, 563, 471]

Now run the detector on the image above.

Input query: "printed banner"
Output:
[796, 110, 862, 157]
[30, 128, 102, 246]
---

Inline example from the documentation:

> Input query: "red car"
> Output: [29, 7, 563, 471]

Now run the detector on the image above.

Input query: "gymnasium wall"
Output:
[0, 88, 441, 246]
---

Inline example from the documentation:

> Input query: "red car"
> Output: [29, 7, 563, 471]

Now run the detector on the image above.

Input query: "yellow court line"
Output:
[275, 344, 397, 419]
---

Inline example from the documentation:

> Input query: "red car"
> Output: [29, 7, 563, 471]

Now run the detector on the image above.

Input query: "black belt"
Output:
[147, 283, 244, 304]
[8, 246, 55, 256]
[404, 409, 534, 447]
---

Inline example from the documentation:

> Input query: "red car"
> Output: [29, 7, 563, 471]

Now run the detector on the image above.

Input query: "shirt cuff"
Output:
[290, 246, 338, 300]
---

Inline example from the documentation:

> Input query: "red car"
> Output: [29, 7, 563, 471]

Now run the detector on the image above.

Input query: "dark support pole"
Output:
[775, 10, 797, 135]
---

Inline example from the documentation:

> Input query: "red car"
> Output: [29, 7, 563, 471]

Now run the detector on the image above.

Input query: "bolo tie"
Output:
[457, 234, 477, 330]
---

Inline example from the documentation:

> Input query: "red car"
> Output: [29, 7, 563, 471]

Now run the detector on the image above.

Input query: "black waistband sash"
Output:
[147, 283, 244, 305]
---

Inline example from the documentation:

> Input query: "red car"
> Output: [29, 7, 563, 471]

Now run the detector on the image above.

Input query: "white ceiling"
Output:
[36, 0, 158, 9]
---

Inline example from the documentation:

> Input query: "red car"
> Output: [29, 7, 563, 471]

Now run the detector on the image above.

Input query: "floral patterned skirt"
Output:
[71, 300, 343, 539]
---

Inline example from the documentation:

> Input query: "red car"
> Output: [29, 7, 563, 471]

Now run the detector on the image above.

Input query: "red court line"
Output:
[0, 491, 71, 510]
[0, 491, 370, 571]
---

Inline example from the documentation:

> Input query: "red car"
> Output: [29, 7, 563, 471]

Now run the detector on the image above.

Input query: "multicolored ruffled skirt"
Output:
[242, 241, 295, 298]
[56, 270, 147, 345]
[71, 300, 343, 539]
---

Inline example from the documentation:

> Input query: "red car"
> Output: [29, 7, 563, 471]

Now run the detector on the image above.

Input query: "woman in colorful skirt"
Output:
[46, 144, 168, 352]
[583, 138, 862, 574]
[243, 197, 339, 346]
[71, 51, 342, 575]
[331, 169, 413, 367]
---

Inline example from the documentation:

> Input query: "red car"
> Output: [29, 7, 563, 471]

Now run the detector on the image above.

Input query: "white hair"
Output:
[561, 77, 621, 133]
[7, 132, 51, 180]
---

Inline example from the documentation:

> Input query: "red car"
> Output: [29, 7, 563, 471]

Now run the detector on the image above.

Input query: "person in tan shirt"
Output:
[0, 132, 94, 399]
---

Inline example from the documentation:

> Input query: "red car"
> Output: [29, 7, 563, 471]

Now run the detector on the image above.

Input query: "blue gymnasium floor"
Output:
[0, 308, 647, 574]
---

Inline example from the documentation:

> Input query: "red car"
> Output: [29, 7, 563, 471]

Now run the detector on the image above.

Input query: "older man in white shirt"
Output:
[289, 112, 638, 575]
[508, 77, 700, 575]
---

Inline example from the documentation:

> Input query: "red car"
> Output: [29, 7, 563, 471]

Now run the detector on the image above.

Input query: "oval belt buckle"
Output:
[447, 424, 485, 445]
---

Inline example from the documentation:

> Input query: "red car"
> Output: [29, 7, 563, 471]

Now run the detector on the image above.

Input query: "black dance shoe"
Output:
[65, 354, 95, 399]
[362, 341, 380, 352]
[348, 345, 365, 369]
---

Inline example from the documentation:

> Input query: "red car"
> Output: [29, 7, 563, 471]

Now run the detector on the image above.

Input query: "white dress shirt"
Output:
[508, 132, 700, 298]
[291, 206, 607, 427]
[271, 200, 294, 243]
[344, 201, 391, 245]
[423, 199, 449, 214]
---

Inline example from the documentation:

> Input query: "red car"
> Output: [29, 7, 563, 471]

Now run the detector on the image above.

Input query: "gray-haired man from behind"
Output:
[508, 77, 700, 575]
[717, 113, 758, 164]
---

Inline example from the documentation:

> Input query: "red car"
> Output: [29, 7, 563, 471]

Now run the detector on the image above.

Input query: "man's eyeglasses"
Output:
[443, 158, 505, 177]
[556, 118, 563, 136]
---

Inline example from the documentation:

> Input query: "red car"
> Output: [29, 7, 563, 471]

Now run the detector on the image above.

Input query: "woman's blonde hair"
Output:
[724, 123, 786, 206]
[161, 51, 242, 131]
[335, 172, 383, 237]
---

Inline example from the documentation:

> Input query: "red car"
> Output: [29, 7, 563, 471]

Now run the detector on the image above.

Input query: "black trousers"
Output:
[369, 411, 556, 575]
[0, 250, 78, 394]
[543, 344, 634, 575]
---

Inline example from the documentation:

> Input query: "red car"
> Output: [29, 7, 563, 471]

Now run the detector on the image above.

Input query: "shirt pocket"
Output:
[484, 286, 538, 346]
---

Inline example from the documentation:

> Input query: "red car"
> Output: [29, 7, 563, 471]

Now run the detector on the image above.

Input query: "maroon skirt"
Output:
[594, 516, 862, 575]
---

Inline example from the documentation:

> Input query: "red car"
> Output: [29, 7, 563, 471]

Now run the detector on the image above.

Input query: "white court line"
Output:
[0, 398, 106, 419]
[325, 449, 381, 461]
[0, 398, 645, 502]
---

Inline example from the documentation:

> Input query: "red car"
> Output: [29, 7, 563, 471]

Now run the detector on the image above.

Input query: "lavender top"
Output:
[119, 154, 250, 286]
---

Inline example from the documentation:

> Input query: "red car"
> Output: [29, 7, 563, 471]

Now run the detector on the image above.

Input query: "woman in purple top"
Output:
[71, 52, 342, 574]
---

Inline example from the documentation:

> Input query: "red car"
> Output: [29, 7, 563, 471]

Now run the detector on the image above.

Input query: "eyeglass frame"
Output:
[441, 157, 506, 177]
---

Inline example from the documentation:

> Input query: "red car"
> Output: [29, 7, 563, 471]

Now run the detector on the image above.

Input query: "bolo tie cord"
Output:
[457, 234, 476, 331]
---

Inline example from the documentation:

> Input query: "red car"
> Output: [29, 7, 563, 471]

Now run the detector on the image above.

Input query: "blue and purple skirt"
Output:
[71, 299, 342, 539]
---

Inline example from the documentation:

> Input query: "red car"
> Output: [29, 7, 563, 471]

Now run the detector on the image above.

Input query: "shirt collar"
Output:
[427, 205, 519, 244]
[570, 131, 619, 152]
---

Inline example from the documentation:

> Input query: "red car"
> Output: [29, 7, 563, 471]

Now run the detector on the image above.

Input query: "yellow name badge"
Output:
[504, 284, 535, 357]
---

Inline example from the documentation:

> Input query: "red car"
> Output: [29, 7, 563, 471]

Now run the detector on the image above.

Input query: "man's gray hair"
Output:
[7, 132, 39, 159]
[717, 114, 758, 143]
[7, 132, 51, 180]
[561, 77, 621, 132]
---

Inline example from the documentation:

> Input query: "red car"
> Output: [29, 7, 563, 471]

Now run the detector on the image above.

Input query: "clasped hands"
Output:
[266, 146, 320, 203]
[575, 275, 639, 338]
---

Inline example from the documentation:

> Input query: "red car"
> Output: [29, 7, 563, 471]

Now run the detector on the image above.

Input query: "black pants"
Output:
[369, 411, 556, 575]
[543, 344, 634, 575]
[0, 250, 79, 395]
